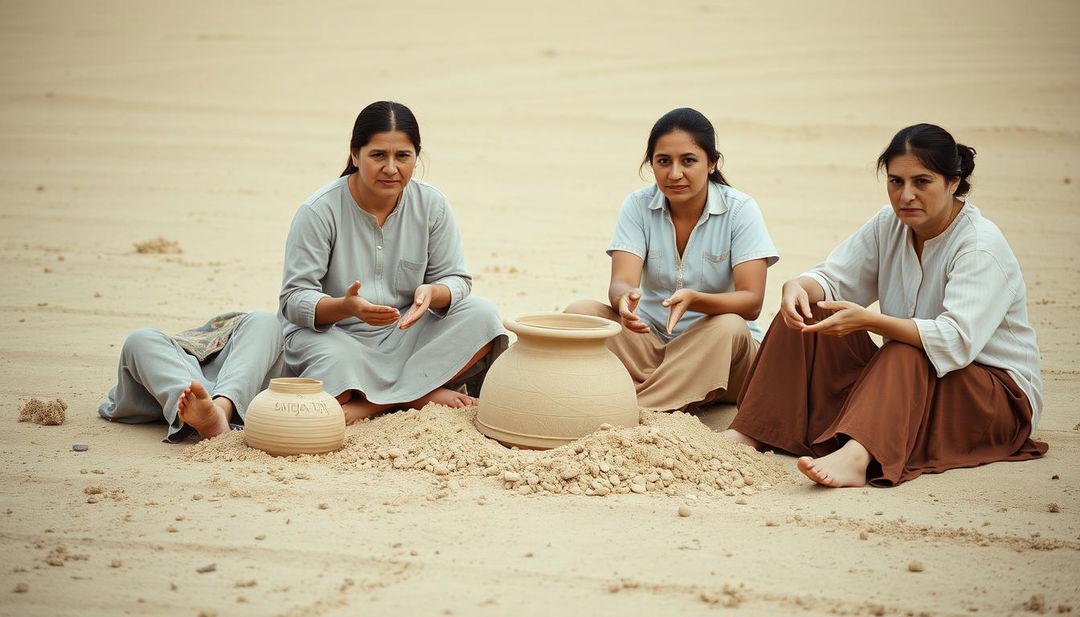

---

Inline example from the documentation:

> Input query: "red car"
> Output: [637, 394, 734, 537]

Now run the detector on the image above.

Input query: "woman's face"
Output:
[650, 130, 714, 209]
[350, 130, 417, 202]
[886, 153, 961, 240]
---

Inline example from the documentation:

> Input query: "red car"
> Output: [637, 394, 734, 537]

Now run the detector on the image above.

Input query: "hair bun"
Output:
[956, 144, 976, 176]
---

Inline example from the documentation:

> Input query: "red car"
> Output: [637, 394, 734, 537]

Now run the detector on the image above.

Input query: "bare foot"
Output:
[341, 398, 393, 425]
[408, 387, 474, 410]
[177, 381, 231, 439]
[719, 429, 761, 449]
[796, 440, 871, 488]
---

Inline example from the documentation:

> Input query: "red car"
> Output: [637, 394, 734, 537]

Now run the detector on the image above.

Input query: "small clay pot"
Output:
[475, 312, 639, 449]
[244, 378, 345, 456]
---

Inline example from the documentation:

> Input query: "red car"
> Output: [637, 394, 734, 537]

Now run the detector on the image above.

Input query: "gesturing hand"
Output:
[801, 301, 870, 337]
[343, 280, 399, 326]
[618, 288, 650, 334]
[399, 283, 435, 330]
[780, 280, 815, 330]
[661, 288, 697, 335]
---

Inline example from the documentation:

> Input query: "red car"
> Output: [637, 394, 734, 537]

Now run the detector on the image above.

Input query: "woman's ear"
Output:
[947, 175, 961, 195]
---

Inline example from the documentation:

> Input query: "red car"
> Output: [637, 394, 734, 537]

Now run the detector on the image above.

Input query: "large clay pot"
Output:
[243, 378, 345, 456]
[475, 312, 639, 449]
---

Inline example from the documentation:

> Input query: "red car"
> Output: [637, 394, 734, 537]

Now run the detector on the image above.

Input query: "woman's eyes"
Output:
[889, 178, 932, 187]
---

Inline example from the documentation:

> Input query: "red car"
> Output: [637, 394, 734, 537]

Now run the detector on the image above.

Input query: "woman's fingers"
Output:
[799, 294, 814, 320]
[664, 297, 687, 334]
[346, 280, 362, 296]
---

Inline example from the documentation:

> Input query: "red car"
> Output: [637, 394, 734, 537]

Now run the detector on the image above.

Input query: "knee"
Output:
[121, 328, 169, 356]
[563, 299, 612, 318]
[450, 295, 502, 324]
[698, 313, 751, 340]
[242, 311, 284, 344]
[877, 341, 930, 367]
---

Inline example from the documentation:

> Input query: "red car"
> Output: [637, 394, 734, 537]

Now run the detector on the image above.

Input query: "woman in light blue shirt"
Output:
[566, 108, 778, 412]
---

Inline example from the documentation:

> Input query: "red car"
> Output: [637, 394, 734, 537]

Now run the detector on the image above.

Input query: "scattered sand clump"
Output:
[18, 398, 67, 425]
[133, 236, 182, 254]
[186, 405, 790, 498]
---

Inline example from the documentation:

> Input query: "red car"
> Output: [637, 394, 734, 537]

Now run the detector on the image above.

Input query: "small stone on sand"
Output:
[110, 559, 122, 568]
[908, 561, 925, 572]
[13, 583, 28, 593]
[72, 444, 88, 452]
[1047, 503, 1061, 513]
[196, 563, 217, 574]
[678, 505, 692, 517]
[859, 531, 869, 540]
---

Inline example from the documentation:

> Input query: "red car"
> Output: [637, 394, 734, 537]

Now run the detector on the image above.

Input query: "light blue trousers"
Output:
[98, 311, 284, 442]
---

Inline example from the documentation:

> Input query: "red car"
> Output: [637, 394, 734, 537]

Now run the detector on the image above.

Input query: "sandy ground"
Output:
[2, 1, 1079, 615]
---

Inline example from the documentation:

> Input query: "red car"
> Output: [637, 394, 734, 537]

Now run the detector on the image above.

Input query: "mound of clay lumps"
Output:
[186, 405, 789, 499]
[133, 236, 182, 254]
[18, 398, 67, 425]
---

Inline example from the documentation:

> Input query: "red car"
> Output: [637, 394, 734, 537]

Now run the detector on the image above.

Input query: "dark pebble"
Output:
[196, 563, 217, 574]
[72, 444, 88, 452]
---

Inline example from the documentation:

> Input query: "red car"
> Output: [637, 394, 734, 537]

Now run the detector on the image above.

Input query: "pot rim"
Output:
[504, 312, 622, 340]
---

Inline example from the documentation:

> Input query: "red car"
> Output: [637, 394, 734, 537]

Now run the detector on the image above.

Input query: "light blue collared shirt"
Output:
[607, 182, 779, 341]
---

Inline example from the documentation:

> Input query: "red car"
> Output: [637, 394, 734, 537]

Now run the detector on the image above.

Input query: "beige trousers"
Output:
[564, 299, 758, 412]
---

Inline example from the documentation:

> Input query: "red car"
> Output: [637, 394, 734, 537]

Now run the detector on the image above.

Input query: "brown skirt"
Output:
[564, 299, 758, 412]
[731, 308, 1048, 487]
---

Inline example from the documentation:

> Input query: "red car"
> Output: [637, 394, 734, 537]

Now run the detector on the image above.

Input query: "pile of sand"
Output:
[133, 236, 182, 254]
[18, 398, 67, 425]
[186, 406, 789, 498]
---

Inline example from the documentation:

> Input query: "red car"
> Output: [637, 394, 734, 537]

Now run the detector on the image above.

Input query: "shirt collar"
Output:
[646, 182, 729, 215]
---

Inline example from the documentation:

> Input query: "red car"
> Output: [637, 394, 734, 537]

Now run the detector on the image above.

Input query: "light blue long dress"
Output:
[279, 177, 508, 403]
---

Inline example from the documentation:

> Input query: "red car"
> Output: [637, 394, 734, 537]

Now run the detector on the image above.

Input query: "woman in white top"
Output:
[722, 123, 1047, 487]
[566, 108, 779, 412]
[280, 101, 508, 424]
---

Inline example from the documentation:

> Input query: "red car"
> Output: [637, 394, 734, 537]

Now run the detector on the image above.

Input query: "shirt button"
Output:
[376, 245, 383, 250]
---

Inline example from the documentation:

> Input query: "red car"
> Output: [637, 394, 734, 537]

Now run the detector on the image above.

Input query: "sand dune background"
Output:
[1, 1, 1078, 615]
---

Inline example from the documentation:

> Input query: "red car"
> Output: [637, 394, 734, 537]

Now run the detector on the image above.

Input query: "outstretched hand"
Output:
[399, 284, 435, 330]
[617, 288, 650, 334]
[343, 280, 400, 326]
[661, 289, 696, 335]
[801, 301, 871, 337]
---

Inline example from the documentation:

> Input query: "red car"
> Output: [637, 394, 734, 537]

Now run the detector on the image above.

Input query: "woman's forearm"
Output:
[866, 313, 924, 349]
[425, 283, 452, 310]
[687, 289, 765, 321]
[314, 296, 352, 326]
[607, 278, 638, 311]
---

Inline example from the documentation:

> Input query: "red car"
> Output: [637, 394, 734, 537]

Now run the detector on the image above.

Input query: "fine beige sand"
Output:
[2, 1, 1079, 615]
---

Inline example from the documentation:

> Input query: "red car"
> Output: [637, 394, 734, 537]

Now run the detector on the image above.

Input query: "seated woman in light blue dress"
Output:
[566, 108, 779, 412]
[280, 101, 508, 425]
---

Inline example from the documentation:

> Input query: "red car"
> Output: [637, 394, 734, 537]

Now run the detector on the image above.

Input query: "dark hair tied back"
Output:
[877, 123, 977, 197]
[340, 101, 421, 177]
[641, 107, 730, 186]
